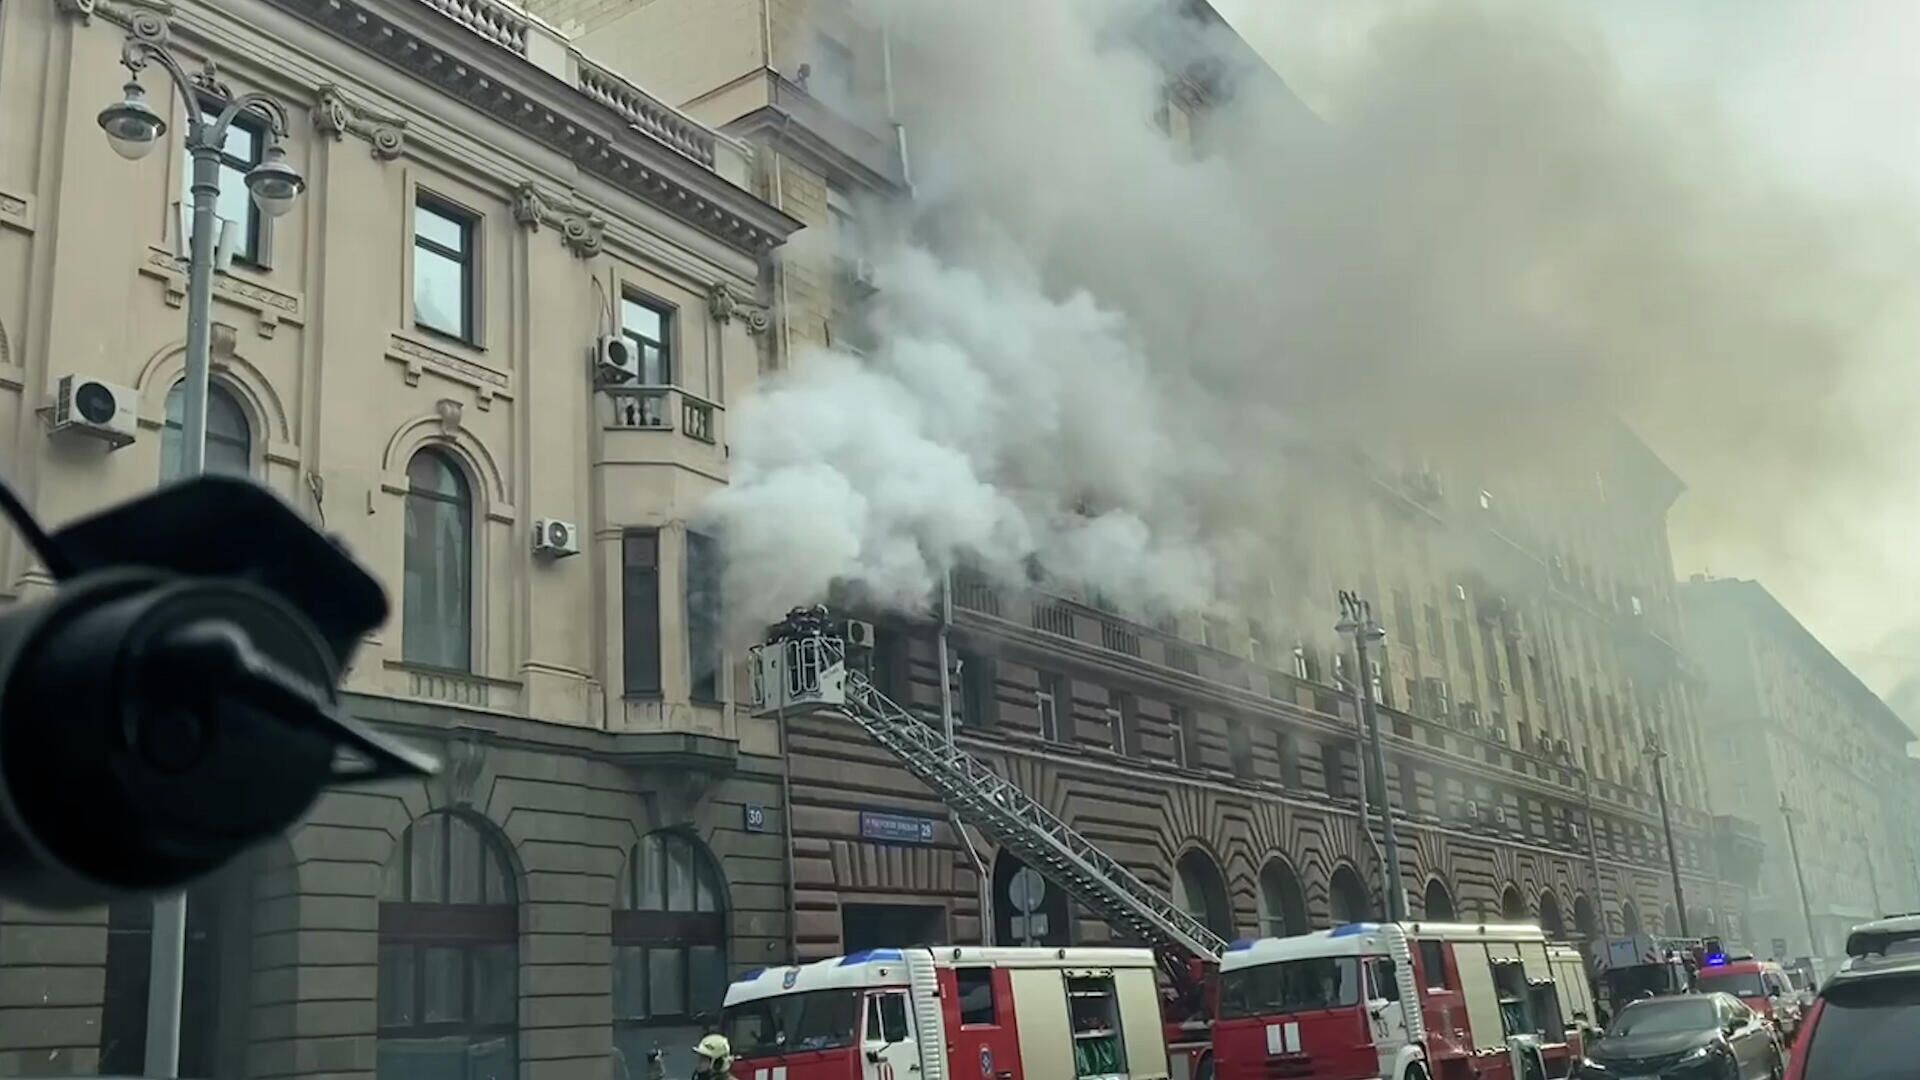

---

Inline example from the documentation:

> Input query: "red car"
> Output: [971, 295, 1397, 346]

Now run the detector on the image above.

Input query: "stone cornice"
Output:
[511, 181, 603, 259]
[257, 0, 802, 255]
[312, 82, 408, 159]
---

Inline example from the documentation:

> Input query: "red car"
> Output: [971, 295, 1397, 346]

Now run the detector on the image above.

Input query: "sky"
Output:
[1212, 0, 1920, 703]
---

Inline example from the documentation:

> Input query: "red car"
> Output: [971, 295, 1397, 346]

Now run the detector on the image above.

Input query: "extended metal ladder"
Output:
[751, 620, 1229, 964]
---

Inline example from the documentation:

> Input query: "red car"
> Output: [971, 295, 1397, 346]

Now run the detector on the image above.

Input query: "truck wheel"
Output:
[1193, 1058, 1213, 1080]
[1404, 1065, 1429, 1080]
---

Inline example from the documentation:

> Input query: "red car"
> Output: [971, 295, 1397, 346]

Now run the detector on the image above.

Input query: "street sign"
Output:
[744, 803, 768, 833]
[860, 810, 936, 845]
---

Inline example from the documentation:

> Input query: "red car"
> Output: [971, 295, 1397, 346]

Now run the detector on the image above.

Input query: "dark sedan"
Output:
[1576, 993, 1783, 1079]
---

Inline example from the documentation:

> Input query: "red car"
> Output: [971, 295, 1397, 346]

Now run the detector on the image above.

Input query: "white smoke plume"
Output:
[706, 0, 1920, 641]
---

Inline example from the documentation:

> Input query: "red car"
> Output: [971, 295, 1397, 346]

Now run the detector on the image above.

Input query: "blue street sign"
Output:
[860, 810, 936, 845]
[744, 803, 768, 833]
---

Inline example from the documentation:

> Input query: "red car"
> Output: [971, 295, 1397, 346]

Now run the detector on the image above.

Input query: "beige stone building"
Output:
[1682, 576, 1920, 961]
[0, 0, 798, 1077]
[539, 0, 1755, 967]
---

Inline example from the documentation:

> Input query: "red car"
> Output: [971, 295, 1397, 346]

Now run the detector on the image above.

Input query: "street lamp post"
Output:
[1338, 591, 1404, 921]
[1779, 794, 1820, 957]
[97, 21, 305, 1080]
[1643, 732, 1690, 938]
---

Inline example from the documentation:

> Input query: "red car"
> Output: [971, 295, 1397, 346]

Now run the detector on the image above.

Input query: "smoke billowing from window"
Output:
[707, 0, 1920, 649]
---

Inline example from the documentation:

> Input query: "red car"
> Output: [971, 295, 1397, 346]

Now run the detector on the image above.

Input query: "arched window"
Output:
[1661, 903, 1680, 935]
[161, 380, 251, 481]
[1539, 891, 1566, 936]
[1328, 865, 1371, 925]
[1172, 850, 1233, 938]
[1423, 878, 1456, 921]
[1573, 895, 1598, 938]
[1618, 900, 1641, 936]
[403, 449, 473, 670]
[1501, 884, 1528, 922]
[615, 832, 729, 1079]
[378, 810, 518, 1080]
[1258, 860, 1308, 938]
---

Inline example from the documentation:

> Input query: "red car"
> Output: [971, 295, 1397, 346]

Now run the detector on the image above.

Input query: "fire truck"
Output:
[747, 609, 1592, 1080]
[1212, 922, 1596, 1080]
[722, 946, 1172, 1080]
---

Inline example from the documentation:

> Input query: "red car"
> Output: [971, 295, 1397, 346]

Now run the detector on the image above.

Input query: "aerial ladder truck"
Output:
[749, 606, 1230, 1079]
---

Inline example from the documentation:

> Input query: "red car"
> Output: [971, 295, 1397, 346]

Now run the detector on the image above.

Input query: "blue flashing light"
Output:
[735, 967, 767, 983]
[1705, 953, 1728, 967]
[839, 949, 904, 966]
[1330, 923, 1378, 938]
[1227, 939, 1254, 952]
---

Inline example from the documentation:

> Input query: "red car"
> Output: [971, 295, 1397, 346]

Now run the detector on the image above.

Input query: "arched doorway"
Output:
[994, 850, 1071, 947]
[1662, 903, 1680, 935]
[1173, 849, 1234, 938]
[1258, 859, 1308, 938]
[1423, 878, 1456, 921]
[1501, 884, 1528, 922]
[1539, 891, 1566, 936]
[1619, 900, 1641, 936]
[378, 809, 519, 1080]
[1328, 865, 1372, 925]
[1573, 894, 1598, 938]
[615, 830, 731, 1079]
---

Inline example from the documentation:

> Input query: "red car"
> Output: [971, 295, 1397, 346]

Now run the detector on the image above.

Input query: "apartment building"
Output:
[1682, 576, 1920, 959]
[0, 0, 797, 1077]
[539, 0, 1759, 960]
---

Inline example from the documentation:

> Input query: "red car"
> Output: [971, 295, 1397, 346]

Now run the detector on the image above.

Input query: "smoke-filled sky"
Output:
[1215, 0, 1920, 702]
[712, 0, 1920, 708]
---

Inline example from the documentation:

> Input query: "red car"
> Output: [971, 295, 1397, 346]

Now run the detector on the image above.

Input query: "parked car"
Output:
[1576, 993, 1783, 1079]
[1786, 914, 1920, 1079]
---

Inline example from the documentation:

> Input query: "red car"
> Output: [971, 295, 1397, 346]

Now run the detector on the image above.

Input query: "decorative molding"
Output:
[264, 0, 801, 255]
[442, 735, 488, 805]
[312, 83, 408, 160]
[511, 182, 604, 259]
[708, 280, 770, 336]
[434, 397, 463, 434]
[0, 190, 31, 235]
[384, 333, 509, 409]
[138, 246, 303, 338]
[56, 0, 172, 34]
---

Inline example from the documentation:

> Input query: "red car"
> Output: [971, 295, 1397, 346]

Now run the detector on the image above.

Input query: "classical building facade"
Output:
[531, 0, 1755, 963]
[1682, 576, 1920, 960]
[0, 0, 797, 1077]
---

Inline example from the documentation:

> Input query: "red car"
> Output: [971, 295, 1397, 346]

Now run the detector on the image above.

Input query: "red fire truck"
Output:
[1212, 922, 1595, 1080]
[722, 946, 1173, 1080]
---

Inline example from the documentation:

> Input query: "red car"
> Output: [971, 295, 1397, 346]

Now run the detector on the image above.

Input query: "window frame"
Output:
[160, 379, 252, 481]
[413, 192, 478, 344]
[620, 292, 675, 387]
[613, 831, 730, 1032]
[401, 448, 475, 672]
[685, 529, 723, 703]
[184, 97, 271, 268]
[377, 811, 519, 1049]
[622, 530, 663, 697]
[1036, 673, 1063, 742]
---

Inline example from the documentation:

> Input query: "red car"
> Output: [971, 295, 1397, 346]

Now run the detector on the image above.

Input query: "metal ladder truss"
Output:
[770, 630, 1229, 963]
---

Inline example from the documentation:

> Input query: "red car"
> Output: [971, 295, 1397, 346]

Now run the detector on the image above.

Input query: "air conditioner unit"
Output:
[532, 518, 581, 558]
[593, 334, 638, 385]
[49, 374, 137, 447]
[843, 618, 876, 648]
[851, 258, 878, 291]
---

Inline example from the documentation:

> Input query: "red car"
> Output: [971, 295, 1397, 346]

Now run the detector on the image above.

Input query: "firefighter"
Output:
[691, 1035, 732, 1080]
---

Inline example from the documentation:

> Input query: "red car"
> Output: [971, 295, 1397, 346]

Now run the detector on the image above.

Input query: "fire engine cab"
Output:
[722, 946, 1174, 1080]
[1690, 952, 1801, 1043]
[1212, 922, 1595, 1080]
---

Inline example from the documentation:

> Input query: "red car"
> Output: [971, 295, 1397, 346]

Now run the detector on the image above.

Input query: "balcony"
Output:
[600, 385, 723, 446]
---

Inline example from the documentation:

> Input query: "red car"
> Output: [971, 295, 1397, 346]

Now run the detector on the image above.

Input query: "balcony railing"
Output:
[602, 385, 724, 446]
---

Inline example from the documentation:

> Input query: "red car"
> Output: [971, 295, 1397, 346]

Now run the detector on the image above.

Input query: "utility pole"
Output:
[1644, 732, 1690, 938]
[1780, 794, 1819, 956]
[1340, 591, 1405, 921]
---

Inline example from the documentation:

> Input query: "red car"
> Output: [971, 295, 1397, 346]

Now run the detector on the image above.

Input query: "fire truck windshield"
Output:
[1217, 957, 1360, 1019]
[723, 989, 862, 1057]
[1695, 971, 1766, 998]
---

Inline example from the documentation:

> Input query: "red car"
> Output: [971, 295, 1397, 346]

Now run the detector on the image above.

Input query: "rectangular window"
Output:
[1037, 673, 1062, 741]
[956, 968, 996, 1026]
[1171, 705, 1194, 767]
[621, 294, 674, 385]
[959, 652, 995, 727]
[1418, 940, 1450, 990]
[1202, 617, 1228, 651]
[1107, 691, 1138, 756]
[183, 103, 267, 265]
[686, 530, 722, 702]
[1226, 716, 1253, 778]
[1425, 604, 1446, 659]
[414, 194, 475, 341]
[622, 531, 661, 696]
